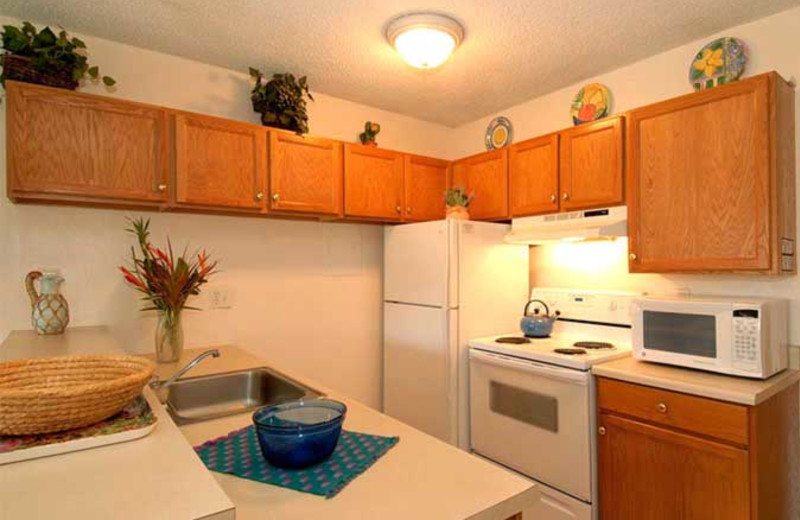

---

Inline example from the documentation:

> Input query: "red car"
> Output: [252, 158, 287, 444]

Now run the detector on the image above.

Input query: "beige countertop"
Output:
[592, 356, 800, 405]
[161, 345, 538, 520]
[0, 327, 235, 520]
[1, 327, 537, 520]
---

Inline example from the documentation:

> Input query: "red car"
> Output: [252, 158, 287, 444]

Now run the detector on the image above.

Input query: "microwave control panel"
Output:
[732, 308, 760, 364]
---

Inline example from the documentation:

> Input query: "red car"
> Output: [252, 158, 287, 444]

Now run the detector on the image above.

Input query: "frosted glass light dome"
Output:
[387, 13, 464, 69]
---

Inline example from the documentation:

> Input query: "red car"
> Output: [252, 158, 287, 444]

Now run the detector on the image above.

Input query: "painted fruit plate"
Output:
[571, 83, 611, 125]
[485, 116, 513, 150]
[689, 37, 748, 91]
[0, 393, 157, 465]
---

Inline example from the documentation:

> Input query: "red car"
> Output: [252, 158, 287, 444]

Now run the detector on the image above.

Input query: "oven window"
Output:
[643, 311, 717, 358]
[490, 381, 558, 432]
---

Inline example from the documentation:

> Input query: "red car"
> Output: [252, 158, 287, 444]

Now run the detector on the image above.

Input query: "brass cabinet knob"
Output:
[562, 192, 569, 201]
[272, 193, 280, 202]
[255, 192, 264, 201]
[550, 194, 557, 203]
[657, 402, 668, 413]
[395, 205, 401, 214]
[156, 184, 167, 192]
[598, 426, 607, 436]
[406, 207, 412, 215]
[629, 253, 638, 261]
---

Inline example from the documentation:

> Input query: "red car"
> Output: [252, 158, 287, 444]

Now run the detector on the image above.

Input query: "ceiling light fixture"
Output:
[386, 13, 464, 69]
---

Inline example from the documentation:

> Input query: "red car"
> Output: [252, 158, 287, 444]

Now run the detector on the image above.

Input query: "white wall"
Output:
[0, 15, 453, 409]
[451, 7, 800, 350]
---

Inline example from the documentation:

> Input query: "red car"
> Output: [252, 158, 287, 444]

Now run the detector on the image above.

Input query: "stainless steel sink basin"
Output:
[165, 367, 323, 425]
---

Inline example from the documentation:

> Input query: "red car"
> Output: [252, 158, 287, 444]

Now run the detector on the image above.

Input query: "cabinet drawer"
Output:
[597, 378, 749, 445]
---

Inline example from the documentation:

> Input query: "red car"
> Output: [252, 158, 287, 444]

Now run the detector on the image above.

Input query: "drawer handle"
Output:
[255, 192, 264, 201]
[629, 253, 638, 261]
[550, 194, 556, 203]
[156, 183, 167, 192]
[395, 205, 401, 214]
[272, 192, 280, 202]
[657, 402, 668, 413]
[598, 426, 607, 436]
[406, 207, 412, 215]
[562, 192, 570, 201]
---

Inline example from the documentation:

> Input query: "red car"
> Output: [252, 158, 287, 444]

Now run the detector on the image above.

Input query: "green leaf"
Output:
[87, 65, 99, 78]
[248, 66, 261, 78]
[102, 76, 116, 86]
[71, 37, 86, 49]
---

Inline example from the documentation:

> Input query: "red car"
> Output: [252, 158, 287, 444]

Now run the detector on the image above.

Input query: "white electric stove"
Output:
[468, 288, 640, 520]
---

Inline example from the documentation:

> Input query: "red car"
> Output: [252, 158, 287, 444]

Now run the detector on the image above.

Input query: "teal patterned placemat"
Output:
[194, 426, 399, 498]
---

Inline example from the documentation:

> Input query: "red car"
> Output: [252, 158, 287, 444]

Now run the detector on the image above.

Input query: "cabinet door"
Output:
[451, 149, 508, 220]
[269, 132, 342, 216]
[560, 117, 624, 211]
[174, 113, 267, 210]
[508, 134, 559, 217]
[7, 81, 169, 204]
[404, 155, 448, 221]
[343, 144, 404, 221]
[598, 413, 749, 520]
[626, 77, 771, 272]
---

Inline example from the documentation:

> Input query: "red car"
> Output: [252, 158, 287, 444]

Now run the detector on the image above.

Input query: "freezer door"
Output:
[383, 302, 456, 443]
[384, 221, 452, 307]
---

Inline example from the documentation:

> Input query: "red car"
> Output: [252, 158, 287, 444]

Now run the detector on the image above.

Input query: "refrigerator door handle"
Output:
[469, 349, 589, 385]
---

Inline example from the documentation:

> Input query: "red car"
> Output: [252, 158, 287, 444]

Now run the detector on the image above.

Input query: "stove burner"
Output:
[573, 341, 615, 350]
[496, 337, 531, 344]
[554, 348, 587, 355]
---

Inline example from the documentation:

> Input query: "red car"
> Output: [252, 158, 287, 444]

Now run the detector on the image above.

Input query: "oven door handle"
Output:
[470, 349, 589, 385]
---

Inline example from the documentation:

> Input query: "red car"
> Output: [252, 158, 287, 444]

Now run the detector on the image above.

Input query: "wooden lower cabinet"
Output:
[597, 378, 800, 520]
[343, 144, 404, 221]
[268, 131, 342, 216]
[404, 154, 448, 221]
[626, 72, 796, 274]
[451, 148, 509, 221]
[7, 81, 169, 206]
[174, 113, 267, 211]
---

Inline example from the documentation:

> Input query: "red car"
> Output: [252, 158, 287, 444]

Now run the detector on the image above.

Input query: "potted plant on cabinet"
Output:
[249, 67, 313, 135]
[359, 121, 381, 146]
[445, 187, 473, 220]
[1, 21, 115, 89]
[119, 218, 218, 363]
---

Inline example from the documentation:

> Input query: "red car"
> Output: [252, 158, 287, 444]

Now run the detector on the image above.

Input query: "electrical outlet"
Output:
[209, 287, 232, 309]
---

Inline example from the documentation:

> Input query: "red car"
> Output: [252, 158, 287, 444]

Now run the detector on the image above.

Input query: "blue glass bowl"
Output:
[252, 399, 347, 469]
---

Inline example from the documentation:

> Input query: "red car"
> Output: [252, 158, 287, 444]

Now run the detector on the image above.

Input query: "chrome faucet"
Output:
[150, 349, 221, 390]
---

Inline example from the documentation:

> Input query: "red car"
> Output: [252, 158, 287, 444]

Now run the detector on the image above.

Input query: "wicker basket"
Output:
[0, 355, 156, 435]
[1, 54, 79, 90]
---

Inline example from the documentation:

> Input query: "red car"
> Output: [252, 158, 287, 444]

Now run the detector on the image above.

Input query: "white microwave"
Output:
[632, 295, 788, 379]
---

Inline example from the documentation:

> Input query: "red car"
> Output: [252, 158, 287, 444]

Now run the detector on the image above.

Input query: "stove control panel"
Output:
[530, 288, 641, 326]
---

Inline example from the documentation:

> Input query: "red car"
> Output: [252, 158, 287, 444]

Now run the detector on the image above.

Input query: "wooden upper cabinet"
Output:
[451, 149, 509, 221]
[404, 155, 448, 221]
[6, 81, 169, 205]
[174, 113, 267, 211]
[626, 73, 796, 274]
[559, 116, 624, 211]
[269, 131, 342, 216]
[508, 134, 559, 217]
[343, 144, 404, 221]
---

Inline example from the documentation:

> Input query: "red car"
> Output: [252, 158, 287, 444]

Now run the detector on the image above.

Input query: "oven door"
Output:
[469, 349, 592, 502]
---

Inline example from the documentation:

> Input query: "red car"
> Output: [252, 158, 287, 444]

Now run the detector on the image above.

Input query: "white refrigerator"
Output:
[383, 219, 529, 449]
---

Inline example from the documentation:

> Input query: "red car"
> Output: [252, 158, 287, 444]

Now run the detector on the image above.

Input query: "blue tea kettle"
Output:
[520, 299, 560, 338]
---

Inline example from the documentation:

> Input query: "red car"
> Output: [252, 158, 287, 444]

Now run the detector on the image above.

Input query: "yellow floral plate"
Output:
[689, 37, 747, 91]
[570, 83, 611, 126]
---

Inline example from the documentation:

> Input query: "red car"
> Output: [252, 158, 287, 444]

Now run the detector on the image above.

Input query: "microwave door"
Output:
[633, 301, 732, 370]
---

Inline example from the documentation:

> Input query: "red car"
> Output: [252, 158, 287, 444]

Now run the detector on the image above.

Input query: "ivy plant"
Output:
[249, 68, 313, 135]
[1, 21, 115, 86]
[445, 187, 474, 208]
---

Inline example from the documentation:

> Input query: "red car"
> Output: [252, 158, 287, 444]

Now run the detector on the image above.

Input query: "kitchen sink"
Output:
[164, 367, 323, 425]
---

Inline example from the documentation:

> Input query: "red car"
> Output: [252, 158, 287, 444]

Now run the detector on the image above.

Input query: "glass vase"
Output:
[155, 310, 184, 363]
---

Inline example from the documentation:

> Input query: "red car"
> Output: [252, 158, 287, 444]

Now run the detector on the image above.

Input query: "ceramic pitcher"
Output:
[25, 271, 70, 335]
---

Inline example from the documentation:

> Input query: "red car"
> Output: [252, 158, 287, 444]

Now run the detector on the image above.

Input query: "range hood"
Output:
[505, 206, 628, 245]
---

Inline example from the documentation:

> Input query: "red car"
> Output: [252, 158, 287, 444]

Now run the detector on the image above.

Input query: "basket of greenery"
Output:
[1, 21, 115, 90]
[249, 67, 313, 135]
[445, 187, 474, 220]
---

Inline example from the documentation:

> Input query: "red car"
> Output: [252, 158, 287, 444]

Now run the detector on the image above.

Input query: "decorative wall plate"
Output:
[689, 37, 747, 91]
[485, 116, 513, 150]
[570, 83, 611, 125]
